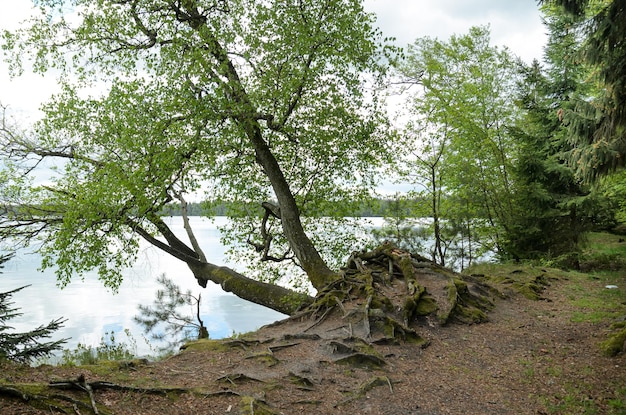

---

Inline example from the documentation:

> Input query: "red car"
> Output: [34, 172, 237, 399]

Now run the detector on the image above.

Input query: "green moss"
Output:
[453, 278, 468, 293]
[180, 339, 229, 353]
[239, 396, 279, 415]
[245, 351, 279, 367]
[453, 305, 488, 324]
[446, 277, 493, 324]
[370, 295, 393, 311]
[7, 382, 49, 396]
[470, 266, 556, 300]
[353, 376, 392, 398]
[286, 373, 315, 390]
[397, 256, 415, 280]
[331, 339, 386, 369]
[414, 295, 438, 316]
[600, 323, 626, 356]
[334, 353, 385, 369]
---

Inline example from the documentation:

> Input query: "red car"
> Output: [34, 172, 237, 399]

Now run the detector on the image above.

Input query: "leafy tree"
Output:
[0, 0, 396, 314]
[134, 274, 208, 353]
[0, 253, 68, 363]
[395, 26, 521, 265]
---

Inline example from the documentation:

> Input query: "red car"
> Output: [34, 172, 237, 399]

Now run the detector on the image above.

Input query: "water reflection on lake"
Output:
[0, 217, 287, 357]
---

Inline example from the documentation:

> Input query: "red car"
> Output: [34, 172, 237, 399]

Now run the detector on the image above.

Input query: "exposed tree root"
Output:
[335, 375, 395, 407]
[289, 242, 498, 346]
[0, 244, 502, 414]
[0, 375, 236, 414]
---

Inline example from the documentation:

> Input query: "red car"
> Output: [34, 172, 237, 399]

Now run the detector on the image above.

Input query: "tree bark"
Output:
[188, 262, 311, 316]
[178, 7, 338, 290]
[134, 215, 312, 316]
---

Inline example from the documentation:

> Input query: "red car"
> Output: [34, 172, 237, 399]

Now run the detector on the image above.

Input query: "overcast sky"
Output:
[364, 0, 546, 63]
[0, 0, 547, 122]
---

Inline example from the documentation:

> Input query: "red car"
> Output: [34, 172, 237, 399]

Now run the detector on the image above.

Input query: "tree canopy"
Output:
[0, 0, 396, 313]
[394, 26, 521, 267]
[541, 0, 626, 181]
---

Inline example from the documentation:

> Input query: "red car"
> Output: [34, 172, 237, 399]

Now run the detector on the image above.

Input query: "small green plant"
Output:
[60, 330, 137, 365]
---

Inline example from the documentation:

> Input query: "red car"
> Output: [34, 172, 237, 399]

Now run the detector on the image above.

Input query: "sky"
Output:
[0, 0, 548, 122]
[365, 0, 547, 63]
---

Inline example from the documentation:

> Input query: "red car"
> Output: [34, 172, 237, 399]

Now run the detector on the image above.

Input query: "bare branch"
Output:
[174, 191, 207, 262]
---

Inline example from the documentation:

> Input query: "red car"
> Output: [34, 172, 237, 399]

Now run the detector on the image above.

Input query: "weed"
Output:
[59, 329, 139, 366]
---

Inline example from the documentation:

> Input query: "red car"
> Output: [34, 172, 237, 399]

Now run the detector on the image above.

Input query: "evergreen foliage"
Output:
[505, 9, 595, 260]
[542, 0, 626, 180]
[134, 274, 208, 353]
[0, 253, 68, 363]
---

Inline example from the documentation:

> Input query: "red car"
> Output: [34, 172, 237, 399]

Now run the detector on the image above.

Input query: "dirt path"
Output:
[1, 270, 625, 414]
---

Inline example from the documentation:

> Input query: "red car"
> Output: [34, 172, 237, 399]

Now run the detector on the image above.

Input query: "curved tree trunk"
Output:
[188, 262, 311, 316]
[134, 215, 312, 316]
[179, 5, 338, 290]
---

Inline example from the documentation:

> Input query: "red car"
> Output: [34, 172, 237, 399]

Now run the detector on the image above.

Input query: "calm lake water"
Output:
[0, 216, 291, 357]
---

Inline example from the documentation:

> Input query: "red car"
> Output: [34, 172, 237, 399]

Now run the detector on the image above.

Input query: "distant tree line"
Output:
[159, 197, 428, 218]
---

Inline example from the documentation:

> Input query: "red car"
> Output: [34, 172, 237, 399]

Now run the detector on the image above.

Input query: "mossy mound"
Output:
[289, 242, 498, 345]
[600, 321, 626, 356]
[466, 264, 562, 300]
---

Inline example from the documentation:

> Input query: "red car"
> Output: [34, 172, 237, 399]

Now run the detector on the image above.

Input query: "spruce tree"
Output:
[542, 0, 626, 180]
[506, 9, 597, 261]
[0, 252, 68, 363]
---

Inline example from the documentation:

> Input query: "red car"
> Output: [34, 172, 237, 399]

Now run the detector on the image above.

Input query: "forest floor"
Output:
[1, 236, 626, 414]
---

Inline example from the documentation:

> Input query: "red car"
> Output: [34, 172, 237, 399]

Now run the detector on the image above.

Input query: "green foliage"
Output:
[0, 0, 398, 295]
[542, 0, 626, 181]
[0, 280, 68, 363]
[504, 7, 605, 261]
[599, 170, 626, 225]
[134, 274, 208, 354]
[395, 26, 520, 266]
[578, 231, 626, 272]
[59, 330, 138, 366]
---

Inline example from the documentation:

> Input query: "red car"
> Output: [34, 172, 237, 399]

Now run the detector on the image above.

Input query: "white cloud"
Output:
[0, 2, 61, 122]
[364, 0, 547, 63]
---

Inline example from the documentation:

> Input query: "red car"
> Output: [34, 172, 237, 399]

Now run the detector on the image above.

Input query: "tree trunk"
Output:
[189, 17, 338, 290]
[133, 216, 312, 316]
[188, 262, 311, 316]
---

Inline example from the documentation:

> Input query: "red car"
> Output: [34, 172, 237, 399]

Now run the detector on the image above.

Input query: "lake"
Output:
[0, 216, 293, 358]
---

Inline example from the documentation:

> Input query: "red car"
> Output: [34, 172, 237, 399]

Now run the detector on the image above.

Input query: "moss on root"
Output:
[239, 396, 279, 415]
[298, 243, 497, 345]
[600, 322, 626, 356]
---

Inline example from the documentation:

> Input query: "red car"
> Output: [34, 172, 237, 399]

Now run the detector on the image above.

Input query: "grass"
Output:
[584, 232, 626, 256]
[468, 232, 626, 328]
[579, 232, 626, 272]
[563, 263, 624, 325]
[469, 231, 626, 413]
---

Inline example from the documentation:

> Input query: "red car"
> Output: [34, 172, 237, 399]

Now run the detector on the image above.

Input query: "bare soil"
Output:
[1, 269, 625, 415]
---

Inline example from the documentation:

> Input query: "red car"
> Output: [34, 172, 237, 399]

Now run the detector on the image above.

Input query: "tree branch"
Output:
[174, 192, 207, 262]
